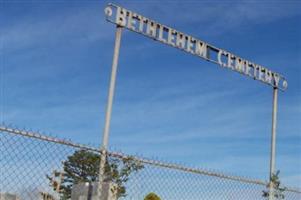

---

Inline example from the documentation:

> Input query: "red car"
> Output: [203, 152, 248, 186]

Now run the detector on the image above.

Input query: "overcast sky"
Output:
[1, 0, 300, 188]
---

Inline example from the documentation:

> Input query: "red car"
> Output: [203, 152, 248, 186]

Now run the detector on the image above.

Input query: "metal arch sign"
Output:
[101, 4, 285, 197]
[104, 3, 288, 91]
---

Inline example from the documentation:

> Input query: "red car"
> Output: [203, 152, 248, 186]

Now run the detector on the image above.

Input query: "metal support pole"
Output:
[269, 87, 278, 200]
[87, 182, 93, 200]
[98, 26, 122, 200]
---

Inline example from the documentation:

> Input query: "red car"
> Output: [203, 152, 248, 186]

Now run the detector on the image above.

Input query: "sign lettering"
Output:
[105, 4, 288, 90]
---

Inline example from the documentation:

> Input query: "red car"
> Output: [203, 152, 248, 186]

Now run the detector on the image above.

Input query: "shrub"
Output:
[144, 192, 161, 200]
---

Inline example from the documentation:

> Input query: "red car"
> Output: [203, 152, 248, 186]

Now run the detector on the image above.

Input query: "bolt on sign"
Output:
[104, 3, 288, 91]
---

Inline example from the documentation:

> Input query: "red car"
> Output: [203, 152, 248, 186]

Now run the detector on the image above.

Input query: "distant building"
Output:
[71, 182, 117, 200]
[0, 193, 20, 200]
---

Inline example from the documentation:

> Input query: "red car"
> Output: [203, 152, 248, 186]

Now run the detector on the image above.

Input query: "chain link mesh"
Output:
[1, 126, 300, 200]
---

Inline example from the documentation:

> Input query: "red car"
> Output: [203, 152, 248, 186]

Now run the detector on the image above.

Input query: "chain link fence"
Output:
[1, 125, 300, 200]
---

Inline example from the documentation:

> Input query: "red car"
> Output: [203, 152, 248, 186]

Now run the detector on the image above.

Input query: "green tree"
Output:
[47, 150, 143, 199]
[263, 171, 286, 199]
[144, 192, 161, 200]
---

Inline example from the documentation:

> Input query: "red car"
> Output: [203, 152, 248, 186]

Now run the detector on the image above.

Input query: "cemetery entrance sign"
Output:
[99, 3, 288, 200]
[104, 4, 287, 91]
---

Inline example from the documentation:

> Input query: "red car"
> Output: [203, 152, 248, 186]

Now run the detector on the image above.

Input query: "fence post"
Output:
[269, 87, 278, 200]
[97, 25, 123, 200]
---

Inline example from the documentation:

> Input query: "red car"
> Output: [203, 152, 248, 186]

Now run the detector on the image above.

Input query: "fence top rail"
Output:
[1, 124, 300, 193]
[0, 124, 99, 152]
